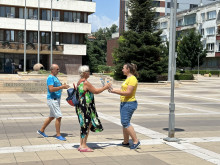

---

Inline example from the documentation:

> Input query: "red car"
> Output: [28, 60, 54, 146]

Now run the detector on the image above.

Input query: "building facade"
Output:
[158, 1, 220, 69]
[165, 0, 219, 15]
[119, 0, 165, 35]
[0, 0, 95, 74]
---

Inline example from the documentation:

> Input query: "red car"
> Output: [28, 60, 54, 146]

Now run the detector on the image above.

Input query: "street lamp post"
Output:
[24, 0, 27, 72]
[50, 0, 53, 66]
[198, 54, 200, 76]
[164, 0, 179, 142]
[37, 0, 40, 64]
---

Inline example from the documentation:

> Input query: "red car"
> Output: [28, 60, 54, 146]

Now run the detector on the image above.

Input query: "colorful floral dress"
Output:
[75, 81, 103, 139]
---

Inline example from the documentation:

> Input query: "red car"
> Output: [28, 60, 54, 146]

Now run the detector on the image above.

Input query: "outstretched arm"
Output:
[111, 85, 134, 96]
[84, 81, 111, 94]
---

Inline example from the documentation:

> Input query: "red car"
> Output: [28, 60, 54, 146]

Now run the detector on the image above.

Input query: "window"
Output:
[53, 10, 60, 21]
[177, 19, 183, 27]
[184, 14, 196, 26]
[190, 4, 198, 9]
[10, 31, 14, 42]
[160, 22, 167, 29]
[201, 13, 205, 22]
[6, 30, 10, 41]
[0, 6, 15, 18]
[28, 32, 34, 43]
[41, 32, 46, 43]
[77, 12, 81, 22]
[206, 43, 214, 51]
[206, 27, 215, 35]
[5, 30, 15, 42]
[33, 9, 38, 19]
[207, 11, 216, 20]
[218, 43, 220, 52]
[19, 8, 24, 19]
[47, 10, 51, 20]
[0, 6, 6, 17]
[42, 10, 47, 20]
[0, 30, 3, 41]
[64, 12, 69, 22]
[53, 33, 59, 44]
[42, 10, 50, 21]
[152, 1, 160, 7]
[84, 13, 88, 23]
[45, 33, 50, 44]
[28, 9, 33, 19]
[73, 12, 77, 22]
[28, 8, 38, 19]
[201, 28, 204, 36]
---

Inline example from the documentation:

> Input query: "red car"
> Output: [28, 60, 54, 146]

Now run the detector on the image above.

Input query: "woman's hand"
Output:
[104, 83, 112, 90]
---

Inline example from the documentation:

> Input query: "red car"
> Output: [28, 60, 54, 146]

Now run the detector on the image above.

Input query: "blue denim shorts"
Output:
[120, 101, 138, 128]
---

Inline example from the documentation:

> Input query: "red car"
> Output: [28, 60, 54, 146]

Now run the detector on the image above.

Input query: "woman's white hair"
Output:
[78, 65, 90, 77]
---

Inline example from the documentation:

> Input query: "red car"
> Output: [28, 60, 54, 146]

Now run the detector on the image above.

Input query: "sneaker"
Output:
[37, 130, 48, 137]
[56, 136, 66, 141]
[130, 141, 140, 150]
[122, 142, 129, 146]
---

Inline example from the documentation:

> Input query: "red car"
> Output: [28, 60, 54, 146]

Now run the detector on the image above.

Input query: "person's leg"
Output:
[80, 123, 93, 152]
[81, 123, 92, 148]
[40, 117, 54, 132]
[55, 117, 62, 136]
[125, 125, 138, 144]
[121, 102, 138, 144]
[123, 127, 129, 144]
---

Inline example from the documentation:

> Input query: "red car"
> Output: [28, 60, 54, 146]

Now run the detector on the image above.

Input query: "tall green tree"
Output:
[83, 24, 118, 73]
[113, 0, 168, 82]
[177, 30, 207, 70]
[127, 0, 157, 33]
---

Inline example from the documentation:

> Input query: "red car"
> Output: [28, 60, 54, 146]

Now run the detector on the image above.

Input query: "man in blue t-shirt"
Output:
[37, 64, 69, 141]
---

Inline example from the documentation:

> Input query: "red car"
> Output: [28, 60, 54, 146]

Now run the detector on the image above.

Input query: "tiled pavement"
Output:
[0, 76, 220, 164]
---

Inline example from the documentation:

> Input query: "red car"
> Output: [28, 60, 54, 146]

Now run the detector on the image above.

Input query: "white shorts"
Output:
[47, 99, 62, 118]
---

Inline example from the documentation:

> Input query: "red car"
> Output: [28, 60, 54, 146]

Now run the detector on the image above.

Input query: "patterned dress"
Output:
[75, 81, 103, 139]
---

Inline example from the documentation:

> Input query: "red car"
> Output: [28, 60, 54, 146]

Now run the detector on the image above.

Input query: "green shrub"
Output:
[97, 65, 113, 73]
[175, 73, 194, 80]
[156, 74, 168, 82]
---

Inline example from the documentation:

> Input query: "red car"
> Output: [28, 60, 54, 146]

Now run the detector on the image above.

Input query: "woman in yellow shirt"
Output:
[111, 63, 140, 150]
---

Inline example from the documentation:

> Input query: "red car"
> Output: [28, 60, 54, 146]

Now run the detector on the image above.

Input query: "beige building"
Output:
[0, 0, 95, 74]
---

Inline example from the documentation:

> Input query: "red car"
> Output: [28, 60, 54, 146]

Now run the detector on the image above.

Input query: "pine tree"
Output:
[113, 0, 168, 82]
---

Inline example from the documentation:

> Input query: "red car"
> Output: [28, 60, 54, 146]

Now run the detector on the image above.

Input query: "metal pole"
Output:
[198, 54, 200, 75]
[24, 0, 27, 72]
[50, 0, 53, 66]
[37, 0, 40, 63]
[164, 0, 179, 142]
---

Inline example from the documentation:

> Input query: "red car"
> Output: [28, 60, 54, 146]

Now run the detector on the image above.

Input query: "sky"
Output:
[88, 0, 120, 32]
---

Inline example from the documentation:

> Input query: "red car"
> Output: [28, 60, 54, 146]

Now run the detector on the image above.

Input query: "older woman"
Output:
[76, 65, 111, 152]
[110, 63, 140, 150]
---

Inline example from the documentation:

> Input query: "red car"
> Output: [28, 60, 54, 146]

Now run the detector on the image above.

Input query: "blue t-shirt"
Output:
[47, 75, 62, 99]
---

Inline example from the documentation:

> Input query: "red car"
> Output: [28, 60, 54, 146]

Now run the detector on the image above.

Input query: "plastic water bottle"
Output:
[100, 78, 105, 86]
[107, 80, 113, 92]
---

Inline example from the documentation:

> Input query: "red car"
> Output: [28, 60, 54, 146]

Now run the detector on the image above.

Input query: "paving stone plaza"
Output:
[0, 76, 220, 165]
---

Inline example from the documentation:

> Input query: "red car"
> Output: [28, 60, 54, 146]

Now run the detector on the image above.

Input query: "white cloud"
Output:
[88, 15, 119, 32]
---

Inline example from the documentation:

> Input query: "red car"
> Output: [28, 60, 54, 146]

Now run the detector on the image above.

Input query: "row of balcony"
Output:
[0, 41, 63, 54]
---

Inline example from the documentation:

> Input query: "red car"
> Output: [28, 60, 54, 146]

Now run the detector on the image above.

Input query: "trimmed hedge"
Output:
[185, 70, 220, 75]
[175, 74, 194, 80]
[157, 73, 194, 81]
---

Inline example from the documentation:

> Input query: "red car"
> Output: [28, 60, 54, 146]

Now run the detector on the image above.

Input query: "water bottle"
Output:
[100, 78, 105, 86]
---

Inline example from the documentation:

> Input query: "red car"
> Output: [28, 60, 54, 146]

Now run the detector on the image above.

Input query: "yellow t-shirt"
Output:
[120, 75, 138, 102]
